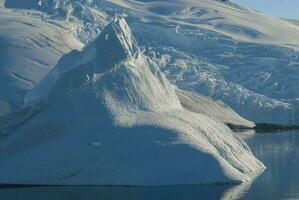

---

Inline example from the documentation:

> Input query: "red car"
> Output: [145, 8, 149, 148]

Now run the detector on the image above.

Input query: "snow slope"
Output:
[0, 0, 255, 128]
[2, 0, 299, 125]
[4, 0, 109, 43]
[0, 3, 83, 116]
[103, 0, 299, 126]
[287, 19, 299, 27]
[176, 89, 255, 128]
[0, 18, 264, 185]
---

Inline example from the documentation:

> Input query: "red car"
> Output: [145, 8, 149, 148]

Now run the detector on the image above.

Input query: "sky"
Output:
[233, 0, 299, 20]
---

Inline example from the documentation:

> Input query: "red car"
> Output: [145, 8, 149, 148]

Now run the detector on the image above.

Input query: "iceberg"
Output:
[0, 18, 264, 185]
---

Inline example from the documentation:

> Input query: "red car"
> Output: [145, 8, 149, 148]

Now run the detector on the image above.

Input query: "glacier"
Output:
[3, 0, 298, 125]
[0, 0, 83, 116]
[0, 17, 264, 185]
[0, 0, 256, 128]
[177, 89, 255, 128]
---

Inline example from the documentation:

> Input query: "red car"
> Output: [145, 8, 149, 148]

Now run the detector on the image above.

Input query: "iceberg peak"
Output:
[92, 17, 139, 70]
[24, 17, 140, 107]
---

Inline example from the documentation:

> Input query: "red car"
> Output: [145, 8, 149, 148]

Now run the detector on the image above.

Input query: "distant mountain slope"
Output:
[4, 0, 109, 43]
[176, 89, 255, 128]
[2, 0, 299, 125]
[0, 4, 83, 116]
[286, 19, 299, 27]
[0, 18, 264, 185]
[98, 0, 299, 125]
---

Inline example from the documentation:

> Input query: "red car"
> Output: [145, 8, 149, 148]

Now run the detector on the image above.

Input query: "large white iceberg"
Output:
[0, 17, 264, 185]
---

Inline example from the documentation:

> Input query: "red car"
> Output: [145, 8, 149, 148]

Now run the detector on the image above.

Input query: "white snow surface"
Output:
[176, 89, 255, 128]
[0, 18, 264, 185]
[3, 0, 299, 125]
[0, 3, 83, 116]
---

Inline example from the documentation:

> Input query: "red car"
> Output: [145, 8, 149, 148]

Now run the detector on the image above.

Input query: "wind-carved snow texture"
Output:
[0, 2, 83, 117]
[176, 89, 255, 128]
[4, 0, 109, 43]
[0, 18, 264, 185]
[0, 0, 254, 129]
[4, 0, 299, 125]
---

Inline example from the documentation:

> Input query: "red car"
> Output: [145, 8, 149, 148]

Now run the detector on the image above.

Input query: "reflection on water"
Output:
[0, 185, 237, 200]
[0, 130, 299, 200]
[237, 129, 256, 140]
[238, 130, 299, 200]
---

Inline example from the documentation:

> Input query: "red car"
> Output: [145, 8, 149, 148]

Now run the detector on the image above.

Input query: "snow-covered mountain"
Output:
[287, 19, 299, 27]
[0, 1, 83, 117]
[4, 0, 109, 43]
[99, 0, 299, 126]
[0, 17, 264, 185]
[177, 89, 255, 128]
[0, 0, 255, 128]
[5, 0, 298, 125]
